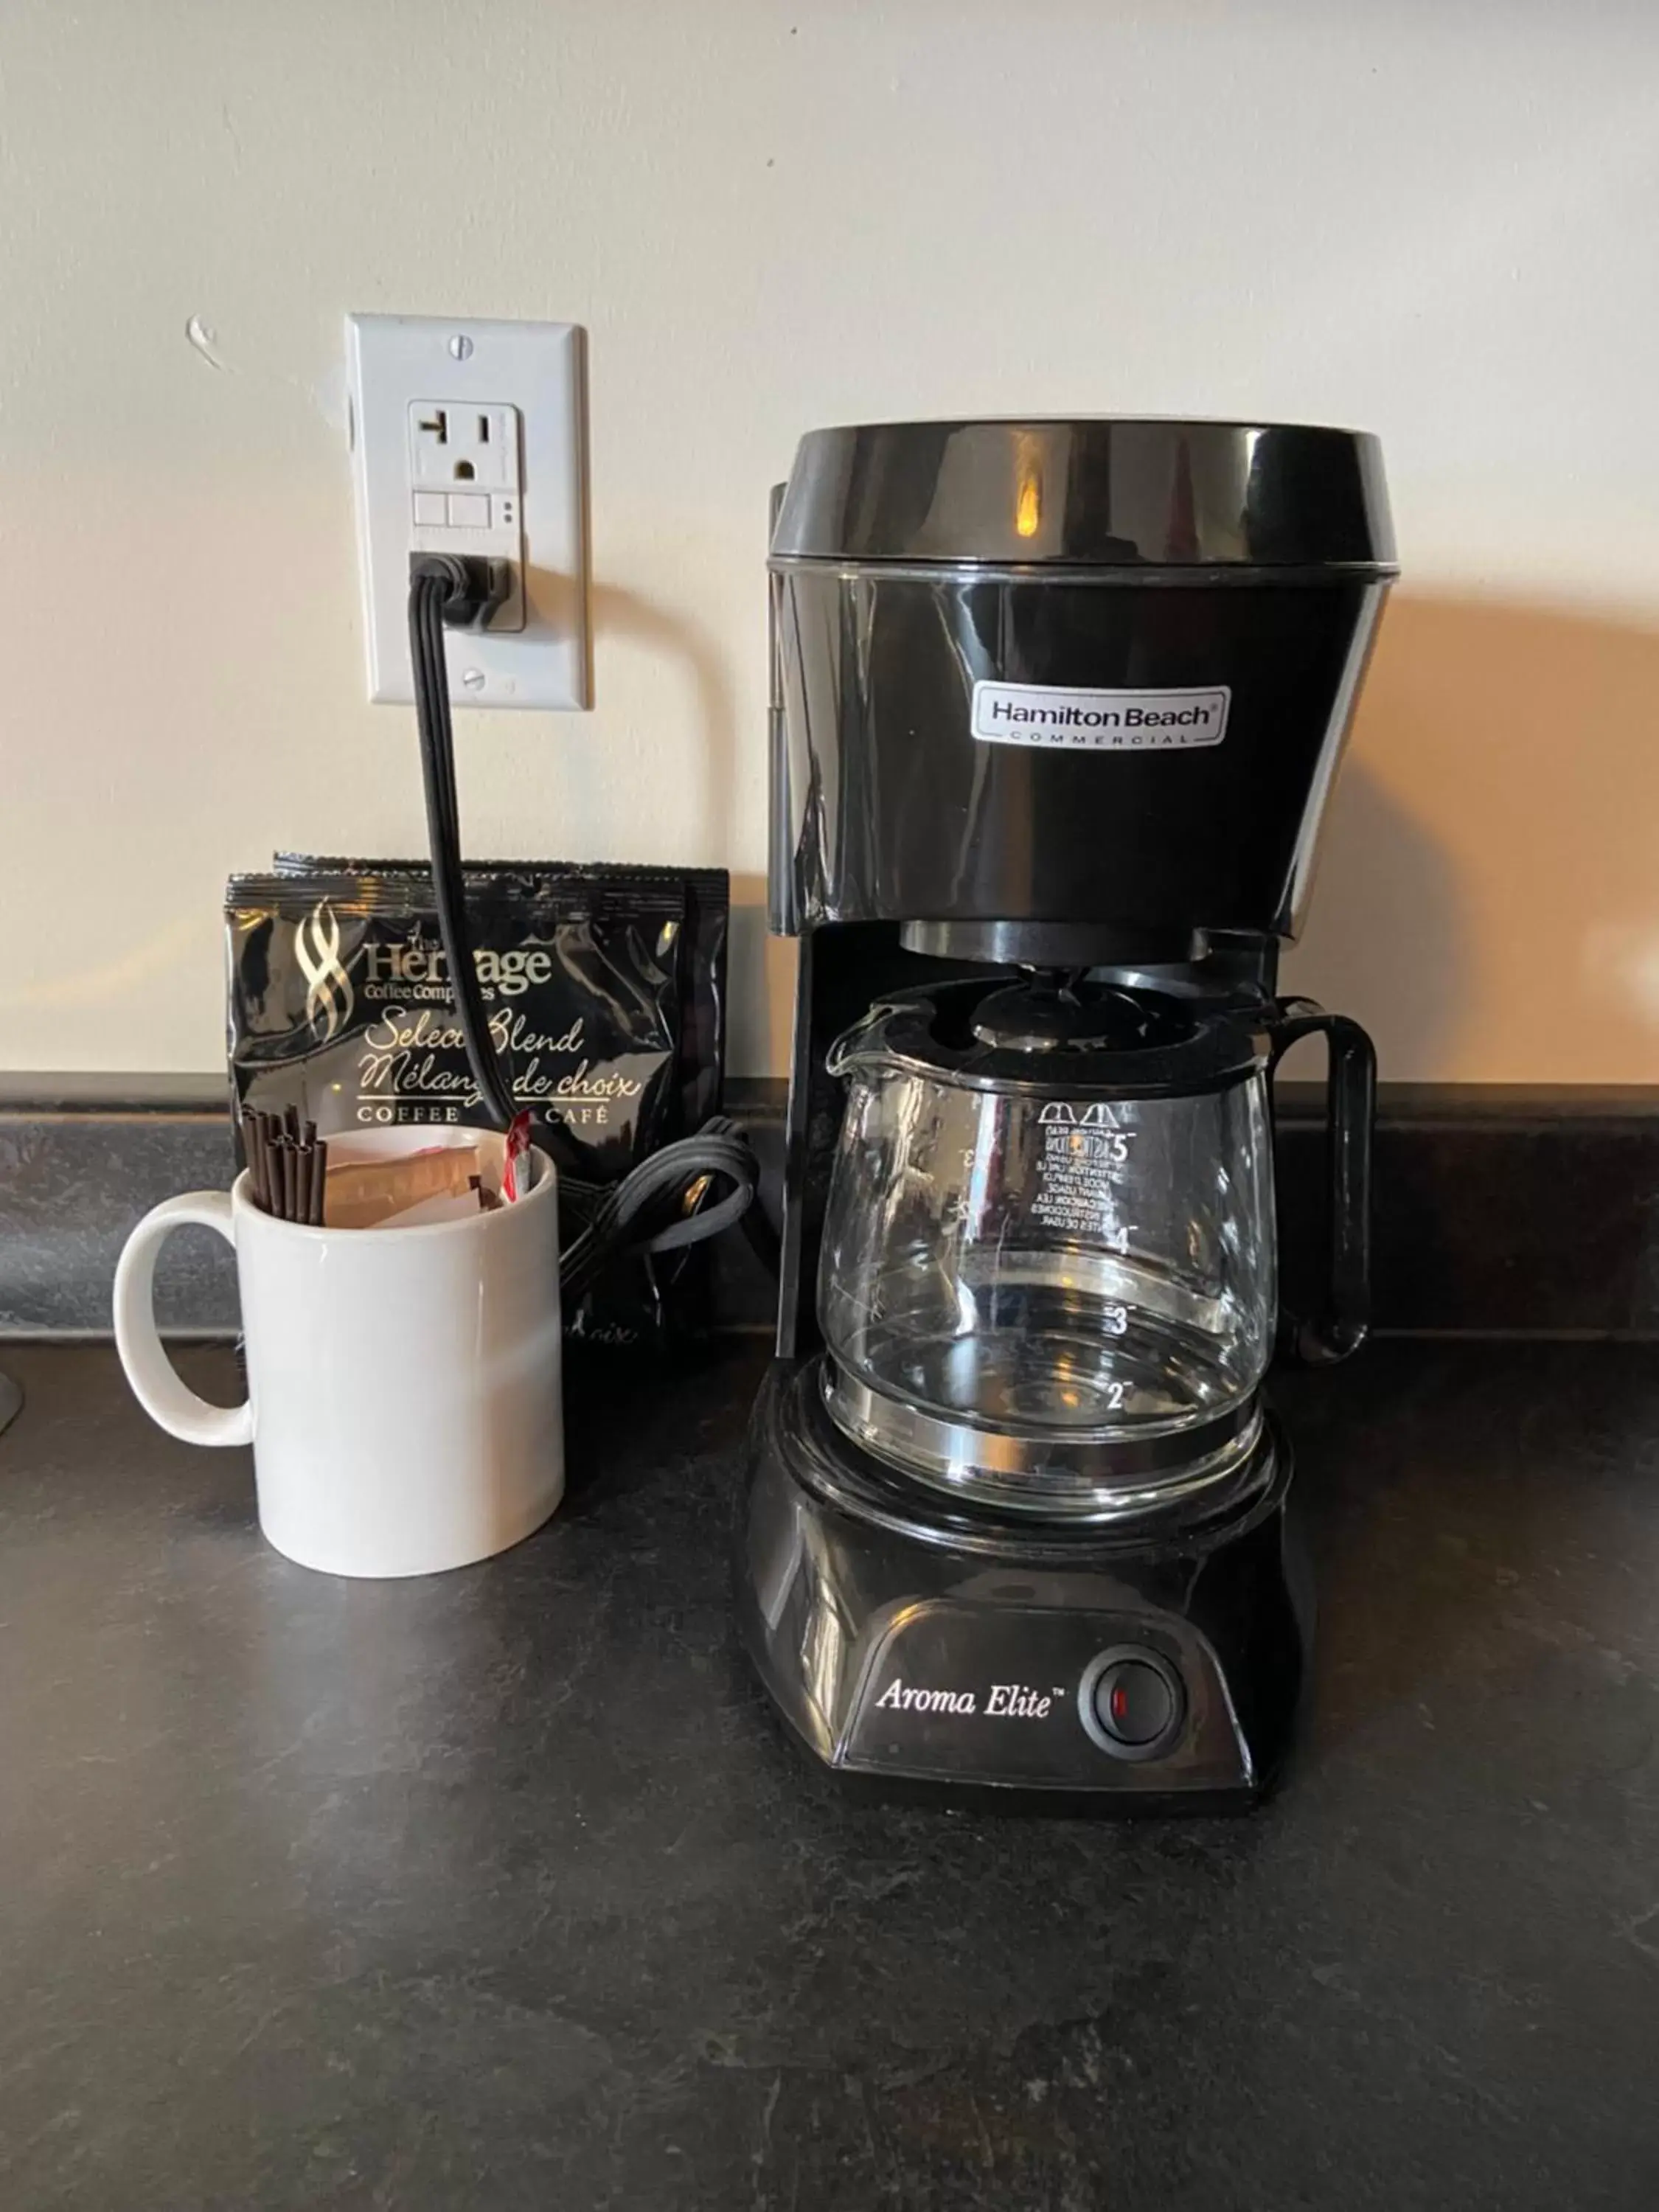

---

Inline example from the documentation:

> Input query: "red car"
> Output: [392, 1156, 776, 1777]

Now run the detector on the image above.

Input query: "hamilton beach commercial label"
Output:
[971, 679, 1230, 751]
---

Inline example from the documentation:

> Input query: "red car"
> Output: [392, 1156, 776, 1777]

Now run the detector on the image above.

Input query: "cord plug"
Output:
[408, 552, 512, 633]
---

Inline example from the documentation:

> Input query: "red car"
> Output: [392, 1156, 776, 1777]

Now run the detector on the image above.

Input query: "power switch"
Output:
[1079, 1647, 1186, 1761]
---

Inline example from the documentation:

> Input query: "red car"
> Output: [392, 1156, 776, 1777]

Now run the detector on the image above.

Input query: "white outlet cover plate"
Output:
[347, 314, 591, 711]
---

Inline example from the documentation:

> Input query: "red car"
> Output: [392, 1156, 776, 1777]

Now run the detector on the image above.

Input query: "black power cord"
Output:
[408, 560, 518, 1130]
[406, 557, 762, 1295]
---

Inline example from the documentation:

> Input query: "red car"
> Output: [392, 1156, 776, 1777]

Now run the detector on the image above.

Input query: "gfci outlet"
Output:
[347, 315, 590, 710]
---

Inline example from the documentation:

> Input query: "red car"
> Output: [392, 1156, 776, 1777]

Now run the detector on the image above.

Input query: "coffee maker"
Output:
[738, 420, 1395, 1809]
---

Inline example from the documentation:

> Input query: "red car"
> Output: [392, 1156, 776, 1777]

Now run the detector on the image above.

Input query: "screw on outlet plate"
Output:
[448, 334, 474, 361]
[460, 667, 486, 691]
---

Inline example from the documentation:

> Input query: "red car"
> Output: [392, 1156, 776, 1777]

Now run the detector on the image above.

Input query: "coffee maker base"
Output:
[737, 1359, 1312, 1812]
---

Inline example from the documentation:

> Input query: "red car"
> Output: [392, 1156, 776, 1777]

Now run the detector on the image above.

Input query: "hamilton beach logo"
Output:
[970, 678, 1231, 751]
[294, 900, 355, 1040]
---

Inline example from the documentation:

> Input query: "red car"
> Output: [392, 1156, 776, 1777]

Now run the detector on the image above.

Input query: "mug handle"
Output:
[112, 1192, 254, 1447]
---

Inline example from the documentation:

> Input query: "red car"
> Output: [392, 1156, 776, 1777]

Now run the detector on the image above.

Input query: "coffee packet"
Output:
[226, 858, 728, 1346]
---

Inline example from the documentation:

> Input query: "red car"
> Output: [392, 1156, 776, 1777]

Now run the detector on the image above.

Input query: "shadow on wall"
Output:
[587, 580, 737, 855]
[726, 872, 798, 1079]
[1284, 757, 1465, 1078]
[587, 582, 794, 1077]
[1284, 594, 1659, 1083]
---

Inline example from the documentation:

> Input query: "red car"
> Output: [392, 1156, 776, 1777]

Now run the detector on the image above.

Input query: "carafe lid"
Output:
[770, 420, 1397, 570]
[832, 976, 1272, 1100]
[968, 978, 1196, 1055]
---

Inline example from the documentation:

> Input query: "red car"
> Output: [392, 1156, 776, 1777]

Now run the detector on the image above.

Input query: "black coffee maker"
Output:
[739, 420, 1395, 1808]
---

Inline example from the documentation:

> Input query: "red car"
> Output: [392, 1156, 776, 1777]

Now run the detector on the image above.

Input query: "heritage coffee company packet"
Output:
[226, 859, 728, 1345]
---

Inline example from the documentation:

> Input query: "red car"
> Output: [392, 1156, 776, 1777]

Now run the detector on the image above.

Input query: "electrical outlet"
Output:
[347, 316, 590, 709]
[408, 401, 520, 493]
[408, 400, 526, 630]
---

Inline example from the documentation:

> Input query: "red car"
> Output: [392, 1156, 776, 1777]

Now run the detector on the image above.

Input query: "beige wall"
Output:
[2, 1, 1657, 1081]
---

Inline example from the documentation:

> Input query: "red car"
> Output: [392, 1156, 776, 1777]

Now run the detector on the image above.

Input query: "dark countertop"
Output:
[2, 1338, 1658, 2211]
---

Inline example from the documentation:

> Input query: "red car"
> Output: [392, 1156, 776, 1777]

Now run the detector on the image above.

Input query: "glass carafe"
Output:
[817, 978, 1371, 1521]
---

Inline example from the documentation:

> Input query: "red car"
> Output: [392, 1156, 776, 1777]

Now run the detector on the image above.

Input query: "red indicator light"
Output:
[1111, 1683, 1129, 1721]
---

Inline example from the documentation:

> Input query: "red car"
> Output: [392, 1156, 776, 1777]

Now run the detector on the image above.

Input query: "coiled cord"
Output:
[557, 1114, 762, 1303]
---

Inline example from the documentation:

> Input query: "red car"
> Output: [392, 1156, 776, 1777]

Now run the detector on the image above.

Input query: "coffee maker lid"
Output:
[770, 419, 1396, 570]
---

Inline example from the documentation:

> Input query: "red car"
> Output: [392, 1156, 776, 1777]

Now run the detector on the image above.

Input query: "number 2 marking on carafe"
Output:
[1105, 1381, 1127, 1411]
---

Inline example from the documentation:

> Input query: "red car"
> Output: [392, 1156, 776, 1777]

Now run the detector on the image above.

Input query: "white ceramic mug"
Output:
[113, 1144, 563, 1579]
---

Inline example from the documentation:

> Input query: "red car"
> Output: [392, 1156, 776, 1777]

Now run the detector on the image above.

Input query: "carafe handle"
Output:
[1267, 1000, 1377, 1365]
